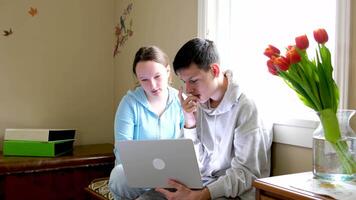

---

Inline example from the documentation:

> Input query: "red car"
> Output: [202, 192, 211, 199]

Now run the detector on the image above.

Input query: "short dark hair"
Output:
[173, 38, 220, 74]
[132, 46, 169, 76]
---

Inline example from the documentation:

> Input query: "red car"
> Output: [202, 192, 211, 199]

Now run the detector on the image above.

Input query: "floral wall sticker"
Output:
[113, 2, 133, 57]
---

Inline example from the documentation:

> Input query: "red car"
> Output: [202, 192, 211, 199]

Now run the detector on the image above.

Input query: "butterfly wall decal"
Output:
[3, 28, 13, 36]
[28, 7, 38, 17]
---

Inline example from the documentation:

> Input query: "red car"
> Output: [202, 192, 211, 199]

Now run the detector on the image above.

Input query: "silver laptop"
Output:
[118, 138, 203, 189]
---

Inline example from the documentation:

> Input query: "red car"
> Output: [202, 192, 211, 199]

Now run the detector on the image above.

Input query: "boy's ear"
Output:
[211, 63, 220, 77]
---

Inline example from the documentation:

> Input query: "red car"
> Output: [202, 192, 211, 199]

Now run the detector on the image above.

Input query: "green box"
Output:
[3, 139, 74, 157]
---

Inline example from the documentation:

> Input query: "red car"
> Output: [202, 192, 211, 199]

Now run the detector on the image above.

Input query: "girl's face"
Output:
[135, 60, 170, 99]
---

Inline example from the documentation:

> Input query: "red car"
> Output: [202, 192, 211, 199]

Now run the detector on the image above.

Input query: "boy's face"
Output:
[177, 63, 217, 104]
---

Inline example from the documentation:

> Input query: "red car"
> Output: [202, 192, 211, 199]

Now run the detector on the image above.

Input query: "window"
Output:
[198, 0, 350, 123]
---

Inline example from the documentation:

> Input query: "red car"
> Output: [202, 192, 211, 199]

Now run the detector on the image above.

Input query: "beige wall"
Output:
[0, 0, 116, 148]
[0, 0, 197, 149]
[113, 0, 197, 104]
[271, 143, 312, 176]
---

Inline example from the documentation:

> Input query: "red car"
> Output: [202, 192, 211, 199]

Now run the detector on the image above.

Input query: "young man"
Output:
[156, 38, 272, 200]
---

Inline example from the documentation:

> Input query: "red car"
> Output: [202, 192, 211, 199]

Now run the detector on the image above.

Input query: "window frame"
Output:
[197, 0, 351, 148]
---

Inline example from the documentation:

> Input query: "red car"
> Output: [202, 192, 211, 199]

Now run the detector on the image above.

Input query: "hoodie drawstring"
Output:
[214, 114, 217, 153]
[136, 101, 140, 139]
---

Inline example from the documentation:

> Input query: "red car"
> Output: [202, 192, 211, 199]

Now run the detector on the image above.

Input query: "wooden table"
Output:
[0, 143, 115, 200]
[253, 172, 355, 200]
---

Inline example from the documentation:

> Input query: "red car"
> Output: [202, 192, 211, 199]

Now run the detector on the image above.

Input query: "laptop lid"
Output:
[118, 138, 203, 189]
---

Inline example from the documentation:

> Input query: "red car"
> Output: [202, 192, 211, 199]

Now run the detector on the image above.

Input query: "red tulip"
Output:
[273, 56, 290, 71]
[267, 59, 278, 75]
[264, 45, 280, 58]
[295, 35, 309, 50]
[286, 47, 301, 64]
[313, 28, 328, 44]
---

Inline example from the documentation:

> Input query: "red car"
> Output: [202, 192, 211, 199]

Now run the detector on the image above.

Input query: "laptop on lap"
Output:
[118, 138, 203, 189]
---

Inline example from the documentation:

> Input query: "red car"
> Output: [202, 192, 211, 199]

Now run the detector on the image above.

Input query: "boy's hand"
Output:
[178, 87, 198, 128]
[156, 179, 211, 200]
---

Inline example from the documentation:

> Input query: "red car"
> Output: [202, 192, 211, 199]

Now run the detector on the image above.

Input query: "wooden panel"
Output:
[0, 143, 114, 174]
[0, 143, 115, 200]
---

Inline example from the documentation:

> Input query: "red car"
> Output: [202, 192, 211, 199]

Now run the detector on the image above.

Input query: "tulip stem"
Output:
[319, 109, 356, 174]
[331, 141, 356, 174]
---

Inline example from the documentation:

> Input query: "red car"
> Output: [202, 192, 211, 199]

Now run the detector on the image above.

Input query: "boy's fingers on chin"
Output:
[187, 108, 195, 113]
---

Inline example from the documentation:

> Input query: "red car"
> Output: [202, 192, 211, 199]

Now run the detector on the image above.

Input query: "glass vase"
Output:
[313, 109, 356, 181]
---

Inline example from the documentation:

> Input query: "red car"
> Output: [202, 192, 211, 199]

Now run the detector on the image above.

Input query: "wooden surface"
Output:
[253, 172, 336, 200]
[0, 143, 115, 174]
[0, 143, 115, 200]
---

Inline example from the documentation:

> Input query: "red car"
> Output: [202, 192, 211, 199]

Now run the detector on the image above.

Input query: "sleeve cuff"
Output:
[206, 178, 226, 199]
[183, 127, 197, 141]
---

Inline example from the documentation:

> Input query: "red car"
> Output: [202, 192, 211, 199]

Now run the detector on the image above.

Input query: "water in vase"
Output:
[313, 135, 356, 181]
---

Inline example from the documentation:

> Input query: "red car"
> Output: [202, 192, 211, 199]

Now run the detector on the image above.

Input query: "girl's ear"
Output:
[211, 63, 220, 77]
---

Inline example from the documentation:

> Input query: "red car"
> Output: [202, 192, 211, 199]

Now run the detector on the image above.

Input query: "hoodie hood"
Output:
[200, 70, 242, 115]
[126, 86, 176, 113]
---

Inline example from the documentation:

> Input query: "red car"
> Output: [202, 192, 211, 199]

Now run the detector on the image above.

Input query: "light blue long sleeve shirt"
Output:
[113, 86, 184, 161]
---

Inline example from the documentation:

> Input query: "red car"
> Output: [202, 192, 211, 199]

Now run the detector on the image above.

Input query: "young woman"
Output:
[109, 46, 184, 200]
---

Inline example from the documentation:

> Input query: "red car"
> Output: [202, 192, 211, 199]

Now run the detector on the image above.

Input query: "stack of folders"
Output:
[3, 129, 76, 157]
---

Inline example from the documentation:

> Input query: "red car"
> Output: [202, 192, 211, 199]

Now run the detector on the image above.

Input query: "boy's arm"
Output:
[207, 105, 271, 199]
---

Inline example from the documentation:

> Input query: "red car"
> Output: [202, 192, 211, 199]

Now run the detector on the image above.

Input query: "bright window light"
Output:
[202, 0, 341, 122]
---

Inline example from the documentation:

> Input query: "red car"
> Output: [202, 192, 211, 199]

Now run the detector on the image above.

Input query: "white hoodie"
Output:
[183, 70, 272, 200]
